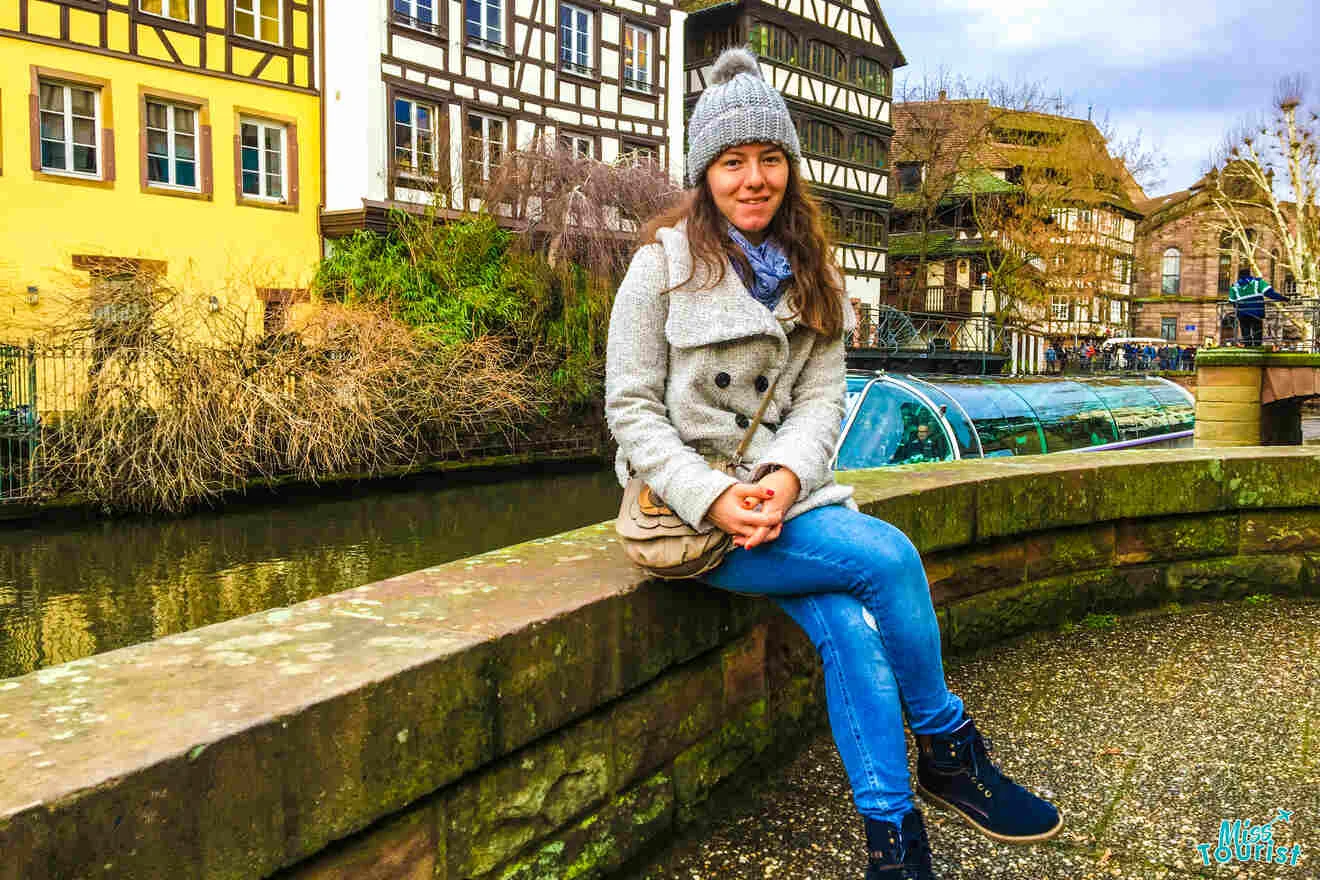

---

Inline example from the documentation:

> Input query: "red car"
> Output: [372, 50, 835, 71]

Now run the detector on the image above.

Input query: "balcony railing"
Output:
[621, 75, 653, 94]
[391, 11, 442, 34]
[559, 59, 596, 78]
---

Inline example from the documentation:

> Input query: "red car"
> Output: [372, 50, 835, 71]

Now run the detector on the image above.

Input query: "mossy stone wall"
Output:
[4, 449, 1320, 880]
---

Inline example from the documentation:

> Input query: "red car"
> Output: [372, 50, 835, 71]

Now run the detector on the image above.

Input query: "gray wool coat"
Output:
[605, 222, 857, 531]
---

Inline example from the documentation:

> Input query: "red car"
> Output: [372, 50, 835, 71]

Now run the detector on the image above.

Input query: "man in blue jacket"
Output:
[1229, 267, 1288, 346]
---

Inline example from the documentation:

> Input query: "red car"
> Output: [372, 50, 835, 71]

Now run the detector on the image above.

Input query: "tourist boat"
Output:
[834, 372, 1195, 470]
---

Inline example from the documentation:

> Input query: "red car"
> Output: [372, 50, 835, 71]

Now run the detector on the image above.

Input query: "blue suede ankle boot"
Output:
[916, 717, 1062, 844]
[864, 809, 938, 879]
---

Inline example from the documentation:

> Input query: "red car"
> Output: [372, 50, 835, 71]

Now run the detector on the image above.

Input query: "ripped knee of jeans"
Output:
[862, 607, 879, 632]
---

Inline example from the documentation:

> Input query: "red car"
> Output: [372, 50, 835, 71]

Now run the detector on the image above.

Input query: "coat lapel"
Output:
[658, 224, 792, 350]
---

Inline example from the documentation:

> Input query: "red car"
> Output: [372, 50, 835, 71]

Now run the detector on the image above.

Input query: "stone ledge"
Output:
[1195, 349, 1320, 368]
[5, 447, 1320, 879]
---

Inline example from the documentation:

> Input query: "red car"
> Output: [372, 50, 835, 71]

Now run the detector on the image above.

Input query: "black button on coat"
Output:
[715, 371, 731, 388]
[755, 375, 770, 393]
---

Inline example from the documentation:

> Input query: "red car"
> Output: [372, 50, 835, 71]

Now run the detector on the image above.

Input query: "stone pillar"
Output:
[1195, 363, 1262, 447]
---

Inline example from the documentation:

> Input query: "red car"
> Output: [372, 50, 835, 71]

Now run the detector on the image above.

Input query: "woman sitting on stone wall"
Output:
[603, 48, 1062, 880]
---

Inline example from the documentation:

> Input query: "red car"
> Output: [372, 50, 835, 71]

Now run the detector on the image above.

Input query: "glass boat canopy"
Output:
[835, 373, 1195, 471]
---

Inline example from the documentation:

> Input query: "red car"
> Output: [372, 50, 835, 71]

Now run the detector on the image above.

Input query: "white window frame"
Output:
[234, 0, 283, 44]
[1161, 247, 1181, 295]
[393, 0, 437, 32]
[39, 80, 102, 179]
[145, 99, 200, 191]
[622, 23, 653, 93]
[239, 117, 288, 202]
[1050, 296, 1069, 322]
[466, 111, 507, 182]
[621, 141, 657, 166]
[139, 0, 195, 24]
[560, 133, 593, 160]
[394, 97, 441, 178]
[465, 0, 505, 50]
[559, 3, 593, 75]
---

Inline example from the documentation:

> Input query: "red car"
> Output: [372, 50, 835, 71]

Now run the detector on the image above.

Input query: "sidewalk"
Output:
[623, 599, 1319, 879]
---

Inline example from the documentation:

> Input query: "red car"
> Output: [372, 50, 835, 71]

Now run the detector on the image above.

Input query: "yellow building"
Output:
[0, 0, 321, 343]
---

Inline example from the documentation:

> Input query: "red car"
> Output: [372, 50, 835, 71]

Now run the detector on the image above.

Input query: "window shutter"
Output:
[102, 128, 115, 182]
[29, 89, 41, 172]
[233, 131, 243, 201]
[286, 125, 299, 208]
[200, 124, 213, 199]
[138, 118, 149, 188]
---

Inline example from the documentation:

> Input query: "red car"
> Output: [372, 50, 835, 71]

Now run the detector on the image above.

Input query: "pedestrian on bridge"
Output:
[1229, 267, 1288, 347]
[605, 48, 1061, 880]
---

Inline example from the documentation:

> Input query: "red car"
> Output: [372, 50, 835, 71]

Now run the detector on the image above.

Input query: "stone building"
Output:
[681, 0, 905, 307]
[1133, 171, 1292, 346]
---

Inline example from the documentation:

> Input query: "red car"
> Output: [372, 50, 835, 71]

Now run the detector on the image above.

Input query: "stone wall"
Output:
[4, 448, 1320, 880]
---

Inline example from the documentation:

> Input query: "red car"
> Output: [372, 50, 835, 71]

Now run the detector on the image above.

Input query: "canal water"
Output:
[0, 467, 622, 679]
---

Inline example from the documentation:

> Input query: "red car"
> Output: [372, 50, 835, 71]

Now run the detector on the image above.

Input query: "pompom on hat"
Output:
[684, 48, 802, 187]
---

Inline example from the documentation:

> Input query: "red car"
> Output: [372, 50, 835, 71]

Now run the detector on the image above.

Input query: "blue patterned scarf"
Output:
[728, 226, 794, 311]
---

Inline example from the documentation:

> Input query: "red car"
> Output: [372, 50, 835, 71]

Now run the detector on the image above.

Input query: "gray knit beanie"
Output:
[685, 48, 802, 187]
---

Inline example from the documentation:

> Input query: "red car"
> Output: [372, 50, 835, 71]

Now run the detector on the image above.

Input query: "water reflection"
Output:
[0, 468, 623, 678]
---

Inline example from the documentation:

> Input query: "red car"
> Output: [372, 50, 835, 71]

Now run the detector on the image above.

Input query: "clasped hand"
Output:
[705, 468, 801, 549]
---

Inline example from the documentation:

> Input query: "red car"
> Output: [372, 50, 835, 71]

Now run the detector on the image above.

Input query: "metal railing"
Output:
[1214, 299, 1320, 351]
[0, 344, 39, 502]
[848, 304, 1000, 354]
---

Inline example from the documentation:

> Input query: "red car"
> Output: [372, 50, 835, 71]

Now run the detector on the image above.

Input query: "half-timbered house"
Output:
[681, 0, 904, 308]
[0, 0, 323, 339]
[320, 0, 686, 236]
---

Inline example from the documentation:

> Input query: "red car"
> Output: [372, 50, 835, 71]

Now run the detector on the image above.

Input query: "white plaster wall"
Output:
[666, 8, 687, 184]
[324, 1, 388, 210]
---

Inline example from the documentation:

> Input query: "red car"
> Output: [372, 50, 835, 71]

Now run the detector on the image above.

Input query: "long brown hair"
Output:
[640, 161, 845, 337]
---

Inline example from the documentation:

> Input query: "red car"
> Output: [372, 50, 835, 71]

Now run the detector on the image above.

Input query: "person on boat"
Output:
[892, 422, 948, 464]
[604, 48, 1062, 880]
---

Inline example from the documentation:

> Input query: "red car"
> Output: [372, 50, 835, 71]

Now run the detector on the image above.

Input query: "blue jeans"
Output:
[704, 504, 965, 824]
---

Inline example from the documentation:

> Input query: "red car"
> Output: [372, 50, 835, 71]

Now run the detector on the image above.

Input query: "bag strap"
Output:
[729, 370, 782, 468]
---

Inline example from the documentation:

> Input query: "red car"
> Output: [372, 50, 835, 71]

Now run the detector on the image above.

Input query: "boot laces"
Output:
[899, 817, 933, 879]
[954, 730, 1013, 787]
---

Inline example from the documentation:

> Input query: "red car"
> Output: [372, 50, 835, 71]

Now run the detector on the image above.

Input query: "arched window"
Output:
[1284, 272, 1298, 295]
[847, 210, 884, 246]
[806, 40, 846, 80]
[851, 132, 887, 169]
[851, 56, 888, 94]
[749, 22, 794, 64]
[801, 120, 843, 158]
[1217, 231, 1233, 294]
[1161, 247, 1181, 295]
[1270, 248, 1279, 287]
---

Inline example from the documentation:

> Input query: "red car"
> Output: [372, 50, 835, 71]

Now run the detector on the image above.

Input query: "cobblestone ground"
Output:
[624, 599, 1320, 880]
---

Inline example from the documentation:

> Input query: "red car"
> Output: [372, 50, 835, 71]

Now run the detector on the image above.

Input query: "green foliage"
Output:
[314, 213, 613, 405]
[1081, 612, 1119, 630]
[1244, 593, 1273, 606]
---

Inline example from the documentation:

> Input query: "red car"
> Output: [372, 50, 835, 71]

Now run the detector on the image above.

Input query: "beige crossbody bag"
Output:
[615, 372, 782, 579]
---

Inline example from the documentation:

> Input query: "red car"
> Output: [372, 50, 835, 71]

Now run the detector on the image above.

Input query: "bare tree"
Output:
[1208, 75, 1318, 298]
[481, 136, 683, 280]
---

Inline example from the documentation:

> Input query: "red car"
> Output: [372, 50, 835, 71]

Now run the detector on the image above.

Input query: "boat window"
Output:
[1083, 380, 1171, 440]
[903, 380, 979, 457]
[836, 381, 953, 469]
[1008, 381, 1117, 453]
[1143, 382, 1195, 429]
[929, 380, 1043, 457]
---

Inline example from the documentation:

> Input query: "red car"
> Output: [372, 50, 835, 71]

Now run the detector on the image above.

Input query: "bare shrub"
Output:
[32, 266, 541, 513]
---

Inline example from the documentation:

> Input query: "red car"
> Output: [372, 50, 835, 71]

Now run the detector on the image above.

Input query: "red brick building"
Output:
[1134, 172, 1291, 345]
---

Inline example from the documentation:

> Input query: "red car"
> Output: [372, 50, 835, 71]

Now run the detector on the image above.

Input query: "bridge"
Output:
[1194, 348, 1320, 446]
[2, 448, 1319, 879]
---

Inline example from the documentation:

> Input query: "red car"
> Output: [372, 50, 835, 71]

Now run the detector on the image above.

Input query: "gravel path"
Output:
[624, 599, 1320, 880]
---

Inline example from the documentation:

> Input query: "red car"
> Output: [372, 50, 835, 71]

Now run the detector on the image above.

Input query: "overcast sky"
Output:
[883, 0, 1319, 198]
